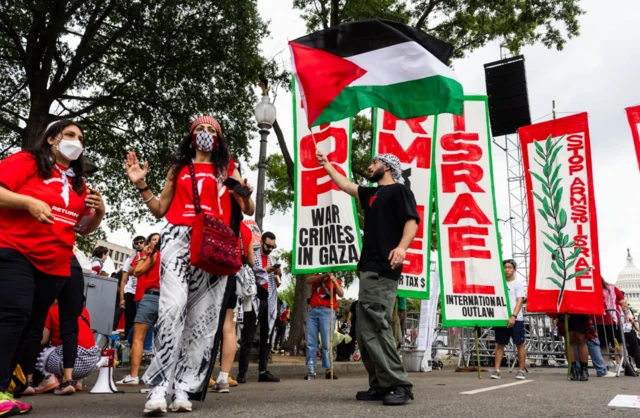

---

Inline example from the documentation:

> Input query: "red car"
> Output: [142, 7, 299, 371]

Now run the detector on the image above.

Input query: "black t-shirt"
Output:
[357, 183, 420, 280]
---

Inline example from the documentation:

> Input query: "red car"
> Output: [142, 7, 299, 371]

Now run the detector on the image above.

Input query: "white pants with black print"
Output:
[142, 224, 227, 393]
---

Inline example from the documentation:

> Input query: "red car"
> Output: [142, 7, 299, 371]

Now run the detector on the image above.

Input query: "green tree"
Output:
[0, 0, 285, 230]
[293, 0, 584, 59]
[75, 226, 108, 256]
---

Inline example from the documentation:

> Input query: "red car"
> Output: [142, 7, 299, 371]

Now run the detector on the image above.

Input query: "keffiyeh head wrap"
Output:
[190, 115, 222, 137]
[373, 153, 404, 184]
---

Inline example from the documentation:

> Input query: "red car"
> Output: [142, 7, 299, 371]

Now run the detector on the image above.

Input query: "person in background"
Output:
[31, 300, 101, 395]
[237, 232, 281, 384]
[583, 318, 615, 377]
[112, 270, 124, 332]
[397, 297, 407, 348]
[120, 236, 146, 339]
[490, 260, 526, 380]
[619, 297, 640, 369]
[211, 221, 255, 393]
[304, 273, 344, 380]
[346, 300, 358, 359]
[596, 277, 626, 370]
[0, 120, 104, 416]
[22, 255, 88, 396]
[116, 233, 160, 387]
[272, 301, 289, 352]
[90, 246, 109, 276]
[125, 115, 255, 414]
[557, 313, 590, 381]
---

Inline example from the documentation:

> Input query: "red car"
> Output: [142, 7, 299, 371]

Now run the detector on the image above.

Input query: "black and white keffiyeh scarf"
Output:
[253, 247, 278, 333]
[373, 153, 404, 185]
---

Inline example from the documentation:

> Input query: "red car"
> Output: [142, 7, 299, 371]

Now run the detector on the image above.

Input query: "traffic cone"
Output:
[90, 349, 119, 394]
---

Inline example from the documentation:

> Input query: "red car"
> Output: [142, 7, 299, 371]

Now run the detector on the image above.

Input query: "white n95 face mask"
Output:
[57, 139, 84, 161]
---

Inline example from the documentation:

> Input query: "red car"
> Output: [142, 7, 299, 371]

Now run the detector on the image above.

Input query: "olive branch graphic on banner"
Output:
[529, 135, 592, 311]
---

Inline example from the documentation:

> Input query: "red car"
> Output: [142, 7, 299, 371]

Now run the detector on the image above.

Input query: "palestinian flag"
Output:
[289, 19, 463, 128]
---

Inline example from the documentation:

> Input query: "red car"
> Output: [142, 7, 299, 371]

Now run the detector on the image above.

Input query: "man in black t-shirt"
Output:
[316, 150, 419, 406]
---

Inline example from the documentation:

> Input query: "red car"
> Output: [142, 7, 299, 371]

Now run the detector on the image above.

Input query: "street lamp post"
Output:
[253, 93, 277, 231]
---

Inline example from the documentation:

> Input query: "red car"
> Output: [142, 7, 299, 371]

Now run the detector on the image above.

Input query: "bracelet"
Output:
[137, 186, 150, 192]
[142, 195, 155, 203]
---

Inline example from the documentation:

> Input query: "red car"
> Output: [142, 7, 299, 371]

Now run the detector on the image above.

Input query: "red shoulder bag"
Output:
[188, 162, 241, 276]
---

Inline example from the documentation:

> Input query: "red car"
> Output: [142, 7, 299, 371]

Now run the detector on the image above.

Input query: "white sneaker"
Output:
[144, 386, 168, 415]
[116, 374, 140, 385]
[170, 388, 193, 412]
[602, 371, 617, 378]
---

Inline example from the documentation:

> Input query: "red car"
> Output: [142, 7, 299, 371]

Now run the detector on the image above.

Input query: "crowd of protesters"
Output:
[4, 115, 639, 417]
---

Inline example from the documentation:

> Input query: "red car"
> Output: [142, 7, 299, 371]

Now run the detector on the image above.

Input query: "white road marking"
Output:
[460, 380, 533, 394]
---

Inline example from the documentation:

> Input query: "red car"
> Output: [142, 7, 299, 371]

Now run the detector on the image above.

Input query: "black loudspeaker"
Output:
[484, 55, 531, 137]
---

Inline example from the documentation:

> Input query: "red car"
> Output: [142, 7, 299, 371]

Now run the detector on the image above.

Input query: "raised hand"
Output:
[124, 152, 148, 185]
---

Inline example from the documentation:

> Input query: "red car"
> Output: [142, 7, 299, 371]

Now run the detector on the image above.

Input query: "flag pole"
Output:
[474, 325, 482, 379]
[330, 273, 334, 380]
[564, 313, 571, 381]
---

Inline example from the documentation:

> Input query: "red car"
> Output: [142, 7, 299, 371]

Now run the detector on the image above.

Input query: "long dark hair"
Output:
[29, 120, 86, 195]
[170, 130, 230, 180]
[147, 232, 161, 252]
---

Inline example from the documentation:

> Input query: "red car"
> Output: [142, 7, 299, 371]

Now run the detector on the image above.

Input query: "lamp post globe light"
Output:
[254, 91, 276, 231]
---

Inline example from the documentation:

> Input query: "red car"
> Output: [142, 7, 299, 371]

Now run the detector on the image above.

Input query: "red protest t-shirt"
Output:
[0, 151, 87, 276]
[238, 222, 252, 263]
[165, 161, 237, 227]
[45, 306, 95, 349]
[134, 251, 161, 302]
[310, 277, 342, 310]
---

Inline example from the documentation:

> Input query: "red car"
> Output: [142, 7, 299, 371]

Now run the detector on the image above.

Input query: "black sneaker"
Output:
[236, 373, 246, 384]
[356, 388, 386, 401]
[258, 371, 280, 382]
[382, 387, 414, 406]
[325, 371, 338, 380]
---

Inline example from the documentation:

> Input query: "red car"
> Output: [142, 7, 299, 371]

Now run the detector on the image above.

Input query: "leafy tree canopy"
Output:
[292, 0, 584, 59]
[0, 0, 285, 230]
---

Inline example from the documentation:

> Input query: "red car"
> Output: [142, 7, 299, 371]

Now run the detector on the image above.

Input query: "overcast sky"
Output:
[109, 0, 640, 295]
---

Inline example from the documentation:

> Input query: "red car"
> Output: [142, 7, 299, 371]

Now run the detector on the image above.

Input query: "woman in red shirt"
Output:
[125, 116, 254, 414]
[0, 120, 104, 415]
[304, 273, 344, 380]
[116, 233, 160, 388]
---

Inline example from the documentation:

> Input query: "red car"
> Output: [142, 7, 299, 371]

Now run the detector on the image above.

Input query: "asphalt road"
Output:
[21, 367, 640, 417]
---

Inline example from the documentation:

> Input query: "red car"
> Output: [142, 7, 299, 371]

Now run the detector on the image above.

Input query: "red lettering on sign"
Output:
[301, 167, 347, 206]
[441, 163, 485, 193]
[382, 111, 428, 135]
[440, 132, 482, 162]
[300, 126, 348, 206]
[405, 205, 425, 274]
[379, 132, 431, 169]
[448, 226, 491, 259]
[451, 260, 495, 295]
[300, 127, 348, 169]
[443, 193, 492, 225]
[576, 276, 592, 291]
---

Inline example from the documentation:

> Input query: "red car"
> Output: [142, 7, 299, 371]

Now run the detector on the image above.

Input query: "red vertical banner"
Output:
[519, 113, 603, 314]
[625, 105, 640, 172]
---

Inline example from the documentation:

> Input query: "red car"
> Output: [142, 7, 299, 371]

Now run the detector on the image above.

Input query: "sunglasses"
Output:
[135, 241, 145, 245]
[264, 243, 277, 250]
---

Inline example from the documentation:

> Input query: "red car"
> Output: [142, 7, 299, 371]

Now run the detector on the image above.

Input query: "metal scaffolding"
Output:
[504, 134, 530, 284]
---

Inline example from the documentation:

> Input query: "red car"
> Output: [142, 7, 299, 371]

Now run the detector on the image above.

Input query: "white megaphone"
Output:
[90, 349, 119, 394]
